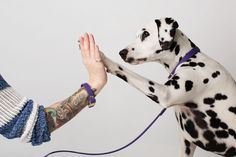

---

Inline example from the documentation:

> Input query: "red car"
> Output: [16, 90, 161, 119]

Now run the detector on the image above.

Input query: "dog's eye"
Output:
[141, 31, 150, 41]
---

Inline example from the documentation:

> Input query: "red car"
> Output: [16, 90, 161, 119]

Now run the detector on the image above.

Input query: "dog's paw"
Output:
[100, 52, 120, 74]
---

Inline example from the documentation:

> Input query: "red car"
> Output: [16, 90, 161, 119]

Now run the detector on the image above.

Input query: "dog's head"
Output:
[119, 17, 179, 64]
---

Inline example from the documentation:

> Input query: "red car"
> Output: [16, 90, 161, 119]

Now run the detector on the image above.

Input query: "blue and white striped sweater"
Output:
[0, 74, 50, 146]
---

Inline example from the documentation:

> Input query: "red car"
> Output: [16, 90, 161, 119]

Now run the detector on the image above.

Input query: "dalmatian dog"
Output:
[101, 17, 236, 156]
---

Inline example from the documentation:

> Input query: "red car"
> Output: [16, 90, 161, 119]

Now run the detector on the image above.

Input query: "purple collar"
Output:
[168, 47, 200, 79]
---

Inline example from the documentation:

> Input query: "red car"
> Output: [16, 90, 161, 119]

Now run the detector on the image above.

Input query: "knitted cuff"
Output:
[20, 100, 39, 142]
[0, 75, 50, 145]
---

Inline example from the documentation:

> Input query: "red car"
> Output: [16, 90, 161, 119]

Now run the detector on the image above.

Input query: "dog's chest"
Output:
[175, 103, 236, 155]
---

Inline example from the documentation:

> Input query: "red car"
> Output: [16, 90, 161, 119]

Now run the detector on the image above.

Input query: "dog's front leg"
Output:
[101, 53, 170, 107]
[101, 53, 201, 108]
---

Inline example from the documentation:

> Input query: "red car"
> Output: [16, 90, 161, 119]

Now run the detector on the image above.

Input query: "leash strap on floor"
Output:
[44, 108, 167, 157]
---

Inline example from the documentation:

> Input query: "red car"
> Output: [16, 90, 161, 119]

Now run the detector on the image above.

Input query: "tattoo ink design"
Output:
[45, 88, 92, 133]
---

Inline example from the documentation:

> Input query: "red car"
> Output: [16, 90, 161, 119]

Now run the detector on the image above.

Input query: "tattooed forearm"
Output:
[45, 88, 95, 133]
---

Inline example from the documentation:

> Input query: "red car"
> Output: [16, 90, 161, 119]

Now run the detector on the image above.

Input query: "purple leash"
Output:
[44, 108, 167, 157]
[168, 47, 200, 79]
[44, 47, 200, 157]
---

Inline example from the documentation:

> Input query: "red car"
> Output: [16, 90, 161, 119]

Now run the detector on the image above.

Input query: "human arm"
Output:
[0, 33, 107, 145]
[44, 33, 107, 133]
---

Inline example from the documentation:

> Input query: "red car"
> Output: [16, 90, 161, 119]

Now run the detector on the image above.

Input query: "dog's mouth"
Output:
[124, 57, 147, 65]
[126, 57, 135, 63]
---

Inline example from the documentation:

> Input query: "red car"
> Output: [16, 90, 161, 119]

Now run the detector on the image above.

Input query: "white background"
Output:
[0, 0, 236, 157]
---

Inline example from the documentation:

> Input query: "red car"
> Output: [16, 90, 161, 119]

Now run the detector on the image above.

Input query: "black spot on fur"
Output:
[147, 94, 159, 103]
[198, 62, 205, 67]
[180, 64, 189, 67]
[172, 75, 180, 80]
[185, 140, 190, 147]
[141, 31, 150, 41]
[116, 74, 127, 82]
[229, 107, 236, 114]
[165, 18, 174, 24]
[165, 79, 180, 89]
[188, 39, 196, 48]
[195, 117, 208, 129]
[203, 98, 215, 105]
[170, 29, 176, 38]
[175, 85, 180, 90]
[185, 80, 193, 92]
[191, 54, 197, 59]
[210, 118, 221, 129]
[149, 81, 154, 85]
[172, 80, 180, 89]
[172, 21, 179, 29]
[212, 73, 217, 78]
[203, 130, 215, 141]
[203, 78, 209, 84]
[164, 63, 169, 69]
[192, 110, 207, 129]
[149, 86, 155, 93]
[192, 110, 206, 118]
[215, 93, 228, 100]
[225, 147, 236, 156]
[182, 112, 187, 119]
[169, 41, 177, 52]
[118, 66, 123, 71]
[184, 120, 198, 138]
[185, 102, 198, 108]
[189, 62, 197, 67]
[215, 130, 229, 138]
[175, 45, 180, 55]
[184, 139, 191, 155]
[155, 19, 161, 27]
[216, 144, 227, 152]
[179, 114, 184, 130]
[206, 110, 217, 118]
[212, 71, 220, 78]
[205, 141, 226, 152]
[185, 147, 191, 155]
[194, 141, 205, 149]
[219, 122, 228, 129]
[228, 129, 236, 137]
[179, 57, 183, 62]
[180, 60, 205, 69]
[155, 50, 162, 54]
[165, 80, 171, 86]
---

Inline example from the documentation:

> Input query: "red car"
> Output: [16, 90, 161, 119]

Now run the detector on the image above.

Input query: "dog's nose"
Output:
[119, 49, 128, 60]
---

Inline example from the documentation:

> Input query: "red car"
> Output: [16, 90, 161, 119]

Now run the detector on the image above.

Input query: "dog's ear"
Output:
[155, 17, 179, 50]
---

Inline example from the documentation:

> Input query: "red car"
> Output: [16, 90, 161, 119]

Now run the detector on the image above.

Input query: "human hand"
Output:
[79, 33, 107, 95]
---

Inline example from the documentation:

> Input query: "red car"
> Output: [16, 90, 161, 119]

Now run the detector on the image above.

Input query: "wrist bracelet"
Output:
[81, 83, 96, 108]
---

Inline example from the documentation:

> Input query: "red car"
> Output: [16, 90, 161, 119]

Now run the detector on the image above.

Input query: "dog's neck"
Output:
[159, 29, 198, 74]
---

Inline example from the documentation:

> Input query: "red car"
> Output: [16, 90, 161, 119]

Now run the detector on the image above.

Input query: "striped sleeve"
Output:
[0, 74, 50, 145]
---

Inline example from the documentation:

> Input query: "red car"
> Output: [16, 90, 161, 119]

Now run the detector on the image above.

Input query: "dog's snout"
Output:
[119, 49, 128, 60]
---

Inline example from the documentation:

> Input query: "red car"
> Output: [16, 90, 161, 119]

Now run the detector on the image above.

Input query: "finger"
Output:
[79, 37, 87, 58]
[83, 33, 90, 57]
[89, 33, 96, 58]
[94, 45, 101, 61]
